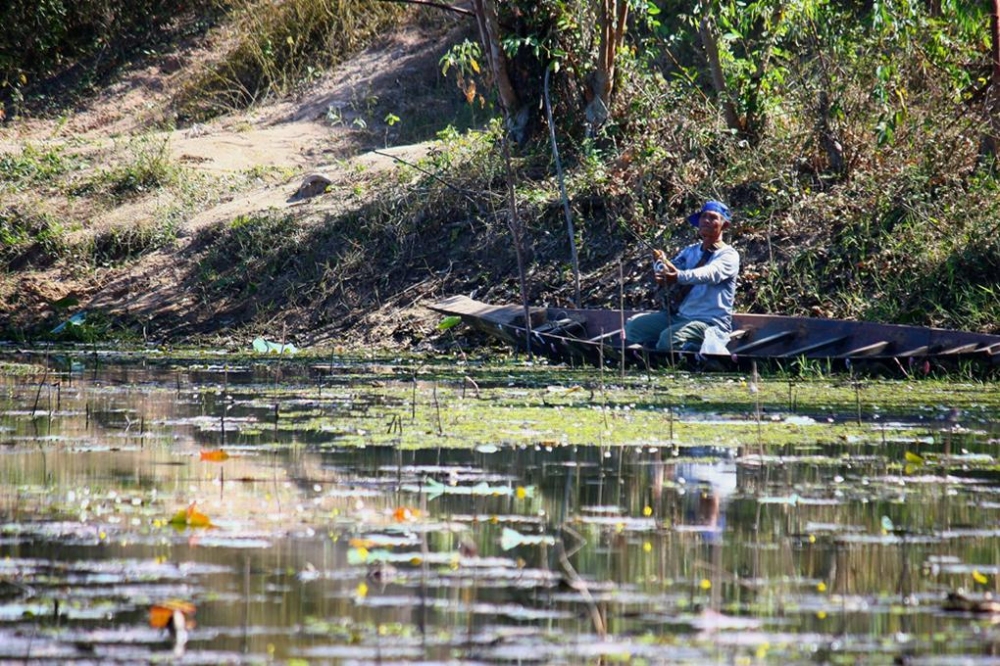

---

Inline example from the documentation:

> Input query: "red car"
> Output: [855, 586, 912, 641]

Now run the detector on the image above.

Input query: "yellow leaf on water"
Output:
[348, 538, 374, 549]
[168, 503, 212, 529]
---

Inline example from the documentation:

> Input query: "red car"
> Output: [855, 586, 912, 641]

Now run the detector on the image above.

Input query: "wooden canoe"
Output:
[428, 295, 1000, 371]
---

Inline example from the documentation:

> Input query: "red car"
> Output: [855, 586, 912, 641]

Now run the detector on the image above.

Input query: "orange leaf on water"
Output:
[149, 605, 172, 629]
[149, 600, 196, 629]
[200, 449, 230, 462]
[185, 504, 212, 528]
[393, 506, 420, 522]
[168, 503, 213, 529]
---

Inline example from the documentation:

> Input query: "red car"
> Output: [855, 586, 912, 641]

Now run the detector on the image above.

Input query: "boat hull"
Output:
[429, 295, 1000, 372]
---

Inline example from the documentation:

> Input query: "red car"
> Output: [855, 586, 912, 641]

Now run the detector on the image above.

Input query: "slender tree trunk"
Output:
[501, 123, 532, 360]
[471, 0, 527, 141]
[699, 12, 743, 135]
[817, 89, 846, 177]
[545, 66, 581, 306]
[588, 0, 629, 130]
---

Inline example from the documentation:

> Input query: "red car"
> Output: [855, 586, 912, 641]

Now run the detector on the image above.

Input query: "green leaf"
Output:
[437, 316, 463, 331]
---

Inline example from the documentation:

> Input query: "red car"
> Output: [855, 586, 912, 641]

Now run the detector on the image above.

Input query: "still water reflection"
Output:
[1, 354, 1000, 664]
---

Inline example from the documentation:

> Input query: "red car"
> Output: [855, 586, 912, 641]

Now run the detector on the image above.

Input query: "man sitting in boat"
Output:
[624, 200, 740, 353]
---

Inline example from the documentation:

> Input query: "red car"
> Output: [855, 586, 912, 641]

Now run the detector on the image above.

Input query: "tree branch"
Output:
[376, 0, 475, 18]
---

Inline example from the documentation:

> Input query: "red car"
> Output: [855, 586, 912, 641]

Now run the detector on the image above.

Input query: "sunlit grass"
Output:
[172, 0, 406, 122]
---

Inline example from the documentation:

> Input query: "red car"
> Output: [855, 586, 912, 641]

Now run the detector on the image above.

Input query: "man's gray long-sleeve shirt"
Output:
[672, 242, 740, 331]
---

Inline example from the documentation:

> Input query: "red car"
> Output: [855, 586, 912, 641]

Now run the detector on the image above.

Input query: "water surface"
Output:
[2, 350, 1000, 664]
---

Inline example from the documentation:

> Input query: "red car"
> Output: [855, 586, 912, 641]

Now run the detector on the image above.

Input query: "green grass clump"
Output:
[0, 208, 66, 270]
[0, 144, 72, 191]
[85, 221, 178, 268]
[72, 136, 180, 204]
[196, 212, 304, 300]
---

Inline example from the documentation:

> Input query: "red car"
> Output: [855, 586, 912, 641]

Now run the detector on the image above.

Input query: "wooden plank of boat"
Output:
[838, 340, 892, 358]
[896, 345, 930, 357]
[591, 330, 623, 344]
[433, 294, 546, 328]
[584, 331, 625, 364]
[938, 342, 985, 355]
[730, 330, 796, 355]
[776, 335, 849, 358]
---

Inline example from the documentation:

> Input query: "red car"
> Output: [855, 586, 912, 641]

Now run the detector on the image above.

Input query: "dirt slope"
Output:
[1, 16, 478, 347]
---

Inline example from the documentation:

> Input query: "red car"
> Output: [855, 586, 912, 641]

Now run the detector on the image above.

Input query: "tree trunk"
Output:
[471, 0, 526, 140]
[817, 89, 846, 177]
[699, 12, 744, 135]
[587, 0, 629, 131]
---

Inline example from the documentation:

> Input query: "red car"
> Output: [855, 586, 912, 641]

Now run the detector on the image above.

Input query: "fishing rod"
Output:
[618, 220, 675, 273]
[618, 219, 686, 320]
[618, 218, 663, 254]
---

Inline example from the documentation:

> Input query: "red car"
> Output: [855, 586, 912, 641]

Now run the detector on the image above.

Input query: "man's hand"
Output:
[652, 249, 678, 286]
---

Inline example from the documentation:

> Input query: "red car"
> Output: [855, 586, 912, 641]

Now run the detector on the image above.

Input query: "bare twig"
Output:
[376, 0, 475, 17]
[544, 65, 580, 306]
[500, 117, 533, 360]
[370, 149, 487, 213]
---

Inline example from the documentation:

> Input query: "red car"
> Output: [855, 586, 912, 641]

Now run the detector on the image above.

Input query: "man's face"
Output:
[698, 211, 728, 243]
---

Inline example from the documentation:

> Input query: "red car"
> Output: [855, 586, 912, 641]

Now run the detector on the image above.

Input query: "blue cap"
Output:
[687, 200, 731, 227]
